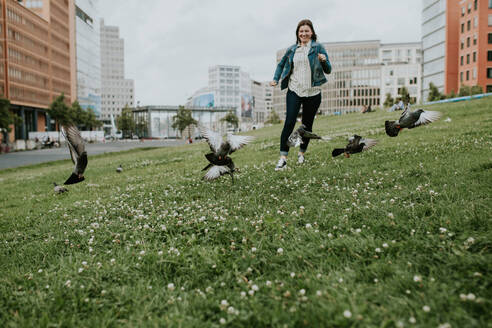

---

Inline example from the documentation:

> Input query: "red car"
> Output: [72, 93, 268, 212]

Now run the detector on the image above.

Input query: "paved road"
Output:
[0, 139, 186, 170]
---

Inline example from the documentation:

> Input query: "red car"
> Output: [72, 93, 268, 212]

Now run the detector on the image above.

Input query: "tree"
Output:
[172, 106, 197, 138]
[399, 86, 410, 104]
[84, 108, 102, 131]
[446, 90, 456, 99]
[0, 98, 22, 143]
[427, 83, 442, 102]
[471, 85, 483, 95]
[265, 110, 281, 125]
[383, 93, 394, 108]
[220, 111, 239, 130]
[117, 106, 136, 138]
[47, 93, 72, 128]
[458, 85, 472, 97]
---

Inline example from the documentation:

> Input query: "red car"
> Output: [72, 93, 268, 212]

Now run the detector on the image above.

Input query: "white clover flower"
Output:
[413, 275, 422, 282]
[110, 258, 115, 264]
[139, 250, 145, 256]
[38, 269, 43, 273]
[248, 290, 255, 296]
[343, 310, 352, 318]
[219, 318, 226, 325]
[251, 247, 257, 252]
[466, 293, 476, 301]
[101, 290, 107, 295]
[422, 305, 430, 312]
[78, 268, 84, 273]
[305, 223, 312, 229]
[220, 299, 229, 307]
[240, 291, 246, 298]
[251, 284, 259, 291]
[167, 283, 175, 291]
[299, 289, 306, 295]
[316, 290, 322, 296]
[382, 243, 389, 248]
[227, 306, 236, 314]
[409, 316, 416, 324]
[290, 272, 295, 278]
[158, 251, 163, 256]
[438, 323, 452, 328]
[265, 280, 272, 287]
[375, 248, 381, 253]
[277, 248, 283, 254]
[387, 213, 394, 219]
[64, 280, 71, 287]
[439, 227, 447, 233]
[338, 278, 343, 283]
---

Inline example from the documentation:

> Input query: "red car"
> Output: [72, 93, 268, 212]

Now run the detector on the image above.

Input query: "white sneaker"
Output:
[297, 154, 305, 164]
[275, 158, 287, 171]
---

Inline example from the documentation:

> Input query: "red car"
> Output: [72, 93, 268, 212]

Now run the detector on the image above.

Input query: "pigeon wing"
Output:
[361, 138, 378, 150]
[412, 110, 442, 128]
[199, 126, 223, 153]
[203, 165, 230, 180]
[63, 125, 85, 159]
[226, 134, 254, 152]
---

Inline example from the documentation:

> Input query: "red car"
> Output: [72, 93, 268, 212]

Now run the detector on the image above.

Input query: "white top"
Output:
[288, 41, 321, 98]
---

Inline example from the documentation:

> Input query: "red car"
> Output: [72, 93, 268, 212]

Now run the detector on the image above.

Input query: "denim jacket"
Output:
[273, 41, 332, 90]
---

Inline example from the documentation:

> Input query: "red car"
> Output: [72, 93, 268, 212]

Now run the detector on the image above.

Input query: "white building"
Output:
[421, 0, 447, 101]
[251, 80, 273, 126]
[100, 19, 134, 122]
[380, 42, 423, 104]
[75, 0, 101, 117]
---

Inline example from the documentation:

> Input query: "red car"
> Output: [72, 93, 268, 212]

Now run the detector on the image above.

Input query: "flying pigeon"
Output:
[199, 126, 254, 183]
[53, 182, 68, 194]
[62, 125, 87, 185]
[385, 107, 442, 137]
[287, 124, 322, 148]
[332, 135, 378, 158]
[116, 165, 123, 173]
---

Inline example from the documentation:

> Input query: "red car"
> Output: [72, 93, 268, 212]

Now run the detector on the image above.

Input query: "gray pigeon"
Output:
[385, 107, 442, 137]
[62, 125, 87, 185]
[116, 165, 123, 173]
[53, 182, 68, 194]
[199, 126, 253, 182]
[287, 124, 322, 148]
[332, 135, 378, 158]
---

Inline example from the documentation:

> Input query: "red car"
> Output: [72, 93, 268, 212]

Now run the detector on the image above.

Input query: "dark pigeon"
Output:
[385, 106, 442, 137]
[332, 135, 378, 158]
[62, 125, 87, 185]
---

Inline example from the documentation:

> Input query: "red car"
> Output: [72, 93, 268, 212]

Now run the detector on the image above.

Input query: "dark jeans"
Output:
[280, 89, 321, 156]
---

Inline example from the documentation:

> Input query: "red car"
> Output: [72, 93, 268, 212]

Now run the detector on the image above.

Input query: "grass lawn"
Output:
[0, 98, 490, 327]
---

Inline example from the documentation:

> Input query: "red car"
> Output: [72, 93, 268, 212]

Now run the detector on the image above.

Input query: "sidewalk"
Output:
[0, 139, 186, 170]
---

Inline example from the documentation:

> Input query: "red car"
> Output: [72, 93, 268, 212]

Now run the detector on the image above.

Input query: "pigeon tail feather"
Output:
[332, 148, 345, 157]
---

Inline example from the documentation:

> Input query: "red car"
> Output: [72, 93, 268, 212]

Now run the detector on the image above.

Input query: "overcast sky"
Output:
[99, 0, 422, 106]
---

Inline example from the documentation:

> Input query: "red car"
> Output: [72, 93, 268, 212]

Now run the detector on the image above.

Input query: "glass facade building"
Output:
[75, 0, 101, 117]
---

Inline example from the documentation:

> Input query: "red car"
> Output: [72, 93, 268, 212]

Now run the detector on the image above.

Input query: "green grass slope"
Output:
[0, 98, 491, 327]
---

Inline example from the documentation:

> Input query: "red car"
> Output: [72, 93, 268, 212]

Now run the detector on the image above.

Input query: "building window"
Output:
[474, 34, 477, 45]
[474, 52, 477, 62]
[490, 0, 492, 8]
[489, 14, 492, 26]
[474, 16, 478, 28]
[461, 41, 464, 49]
[462, 7, 465, 16]
[487, 85, 492, 92]
[487, 68, 492, 78]
[467, 54, 470, 64]
[468, 3, 472, 13]
[460, 72, 463, 82]
[461, 56, 464, 65]
[467, 20, 471, 31]
[466, 70, 469, 80]
[467, 37, 470, 47]
[473, 68, 477, 79]
[461, 23, 464, 33]
[475, 0, 478, 10]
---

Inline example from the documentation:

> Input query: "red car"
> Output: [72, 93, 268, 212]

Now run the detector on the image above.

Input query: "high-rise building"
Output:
[0, 0, 74, 144]
[251, 80, 272, 126]
[74, 0, 101, 116]
[100, 18, 134, 123]
[421, 0, 459, 100]
[457, 0, 492, 92]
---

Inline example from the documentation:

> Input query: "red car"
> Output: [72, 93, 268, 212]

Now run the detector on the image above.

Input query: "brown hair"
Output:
[296, 19, 317, 44]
